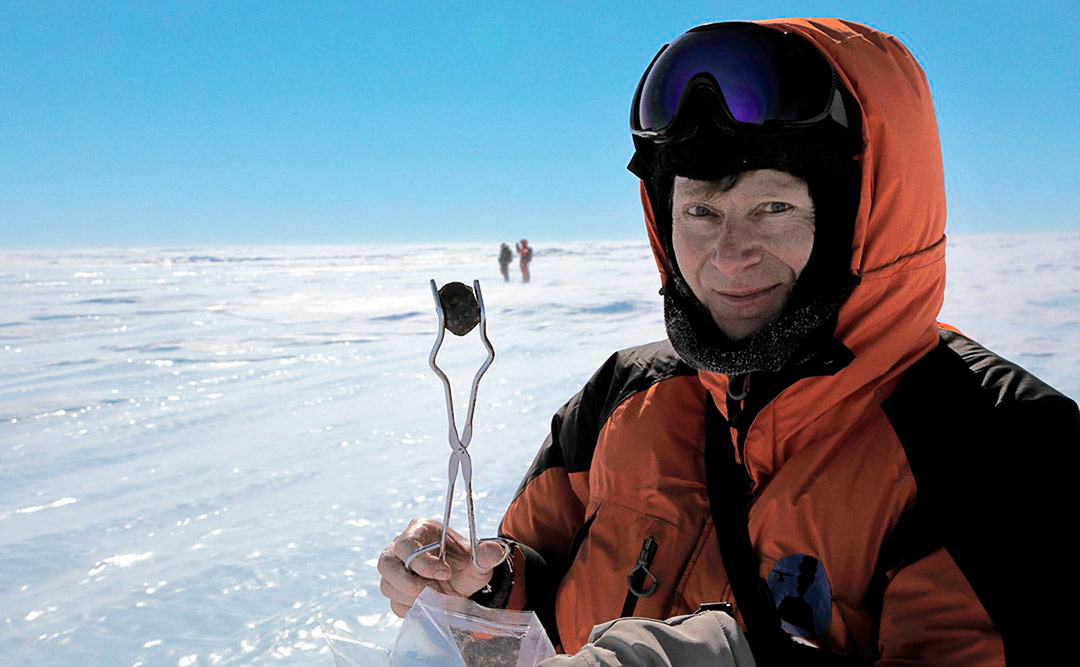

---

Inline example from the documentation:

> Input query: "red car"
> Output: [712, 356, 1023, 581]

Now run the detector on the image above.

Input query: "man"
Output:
[517, 238, 533, 282]
[499, 242, 513, 282]
[379, 19, 1080, 665]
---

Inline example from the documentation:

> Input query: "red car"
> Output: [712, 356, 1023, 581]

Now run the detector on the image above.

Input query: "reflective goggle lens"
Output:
[634, 23, 837, 135]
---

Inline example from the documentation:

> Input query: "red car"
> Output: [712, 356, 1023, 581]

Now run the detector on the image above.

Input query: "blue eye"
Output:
[763, 202, 792, 214]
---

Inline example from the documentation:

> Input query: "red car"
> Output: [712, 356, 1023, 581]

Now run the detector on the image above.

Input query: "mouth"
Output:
[711, 284, 781, 307]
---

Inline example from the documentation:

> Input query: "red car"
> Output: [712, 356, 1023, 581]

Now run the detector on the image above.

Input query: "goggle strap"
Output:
[828, 87, 848, 130]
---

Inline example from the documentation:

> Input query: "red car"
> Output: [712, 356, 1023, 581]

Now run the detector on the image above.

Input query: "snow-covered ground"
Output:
[2, 235, 1077, 664]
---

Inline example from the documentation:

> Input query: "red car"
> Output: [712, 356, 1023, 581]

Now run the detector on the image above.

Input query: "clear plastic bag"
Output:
[319, 619, 393, 667]
[321, 588, 555, 667]
[390, 588, 556, 666]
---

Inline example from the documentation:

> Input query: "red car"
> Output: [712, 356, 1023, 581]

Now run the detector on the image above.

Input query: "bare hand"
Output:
[377, 517, 508, 617]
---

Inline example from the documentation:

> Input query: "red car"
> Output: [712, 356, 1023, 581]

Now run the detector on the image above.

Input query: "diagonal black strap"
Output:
[704, 393, 871, 666]
[703, 393, 787, 644]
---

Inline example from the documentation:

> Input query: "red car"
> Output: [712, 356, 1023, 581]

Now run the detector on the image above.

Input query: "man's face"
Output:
[671, 169, 815, 341]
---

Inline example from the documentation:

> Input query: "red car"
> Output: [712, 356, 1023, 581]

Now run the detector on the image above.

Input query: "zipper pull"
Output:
[726, 373, 749, 425]
[627, 536, 659, 597]
[621, 536, 660, 617]
[726, 373, 752, 469]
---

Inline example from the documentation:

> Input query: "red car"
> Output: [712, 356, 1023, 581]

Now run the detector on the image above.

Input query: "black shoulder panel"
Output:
[512, 340, 697, 498]
[883, 329, 1080, 663]
[941, 328, 1077, 406]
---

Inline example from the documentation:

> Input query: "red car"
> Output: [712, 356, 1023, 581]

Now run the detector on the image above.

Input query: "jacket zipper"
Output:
[727, 373, 754, 481]
[620, 536, 659, 617]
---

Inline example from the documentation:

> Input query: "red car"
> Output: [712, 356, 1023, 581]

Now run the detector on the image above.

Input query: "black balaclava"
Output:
[628, 87, 862, 375]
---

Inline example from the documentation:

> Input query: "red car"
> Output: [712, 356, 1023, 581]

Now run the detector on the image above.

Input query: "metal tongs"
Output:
[405, 279, 508, 572]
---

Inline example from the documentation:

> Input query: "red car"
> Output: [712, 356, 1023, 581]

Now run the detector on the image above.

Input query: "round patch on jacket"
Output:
[767, 554, 832, 638]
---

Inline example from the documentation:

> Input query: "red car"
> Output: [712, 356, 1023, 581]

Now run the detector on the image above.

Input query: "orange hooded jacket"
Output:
[491, 18, 1080, 665]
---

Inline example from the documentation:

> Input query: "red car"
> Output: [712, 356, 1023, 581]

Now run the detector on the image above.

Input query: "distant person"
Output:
[379, 18, 1080, 665]
[498, 243, 513, 282]
[515, 239, 533, 283]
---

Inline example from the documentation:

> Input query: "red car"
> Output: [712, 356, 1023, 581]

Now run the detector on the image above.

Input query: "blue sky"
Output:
[3, 1, 1079, 247]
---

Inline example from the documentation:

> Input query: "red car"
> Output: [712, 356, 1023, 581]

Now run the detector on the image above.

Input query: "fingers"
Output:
[389, 599, 412, 619]
[377, 546, 419, 612]
[378, 554, 459, 618]
[377, 519, 506, 614]
[442, 539, 506, 598]
[377, 518, 465, 615]
[390, 520, 457, 580]
[396, 543, 451, 581]
[475, 539, 509, 571]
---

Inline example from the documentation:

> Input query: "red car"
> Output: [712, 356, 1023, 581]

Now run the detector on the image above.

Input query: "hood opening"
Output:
[628, 83, 862, 374]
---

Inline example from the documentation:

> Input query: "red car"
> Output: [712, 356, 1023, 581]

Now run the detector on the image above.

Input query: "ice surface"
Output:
[0, 236, 1077, 664]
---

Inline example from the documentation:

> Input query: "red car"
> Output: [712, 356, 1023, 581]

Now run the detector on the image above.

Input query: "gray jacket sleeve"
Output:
[537, 609, 757, 667]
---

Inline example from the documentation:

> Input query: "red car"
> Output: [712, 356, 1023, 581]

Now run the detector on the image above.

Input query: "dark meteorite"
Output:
[451, 628, 523, 666]
[438, 282, 480, 336]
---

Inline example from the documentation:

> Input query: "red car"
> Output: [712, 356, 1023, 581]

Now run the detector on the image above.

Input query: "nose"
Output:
[709, 218, 762, 277]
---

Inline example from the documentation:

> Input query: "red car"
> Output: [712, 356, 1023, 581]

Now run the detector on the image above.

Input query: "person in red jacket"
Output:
[516, 238, 533, 283]
[379, 19, 1080, 665]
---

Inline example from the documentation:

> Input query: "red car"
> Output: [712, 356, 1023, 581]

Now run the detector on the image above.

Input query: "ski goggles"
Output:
[631, 22, 848, 142]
